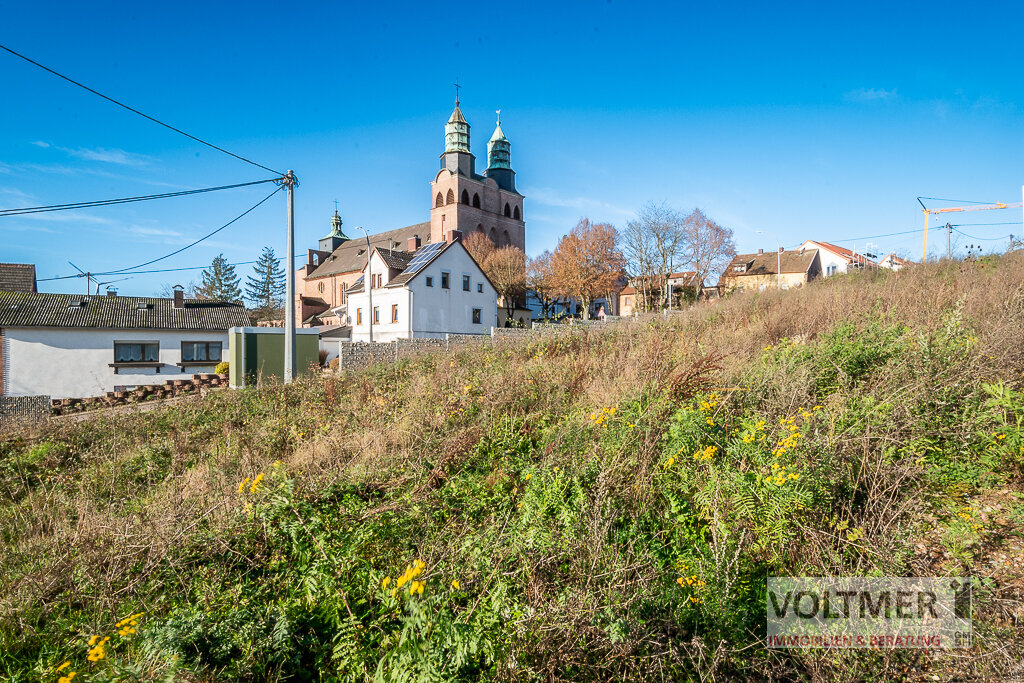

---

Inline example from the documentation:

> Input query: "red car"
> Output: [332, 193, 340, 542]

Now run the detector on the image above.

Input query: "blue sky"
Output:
[2, 0, 1022, 295]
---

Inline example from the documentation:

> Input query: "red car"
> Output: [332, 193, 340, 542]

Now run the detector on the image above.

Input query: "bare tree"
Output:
[619, 217, 657, 312]
[527, 250, 558, 320]
[550, 219, 626, 319]
[681, 208, 736, 297]
[463, 231, 496, 267]
[622, 202, 686, 310]
[483, 246, 527, 322]
[157, 280, 200, 298]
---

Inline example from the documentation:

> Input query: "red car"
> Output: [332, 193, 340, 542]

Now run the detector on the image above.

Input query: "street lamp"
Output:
[756, 230, 783, 290]
[356, 226, 373, 343]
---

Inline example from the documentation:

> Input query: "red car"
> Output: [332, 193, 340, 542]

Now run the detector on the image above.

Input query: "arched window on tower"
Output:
[446, 189, 455, 205]
[503, 202, 511, 217]
[472, 193, 480, 208]
[490, 227, 497, 243]
[476, 224, 484, 233]
[435, 192, 444, 208]
[461, 189, 469, 205]
[513, 205, 521, 220]
[503, 230, 510, 245]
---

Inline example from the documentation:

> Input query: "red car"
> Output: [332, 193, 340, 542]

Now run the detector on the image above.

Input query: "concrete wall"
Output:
[2, 327, 228, 399]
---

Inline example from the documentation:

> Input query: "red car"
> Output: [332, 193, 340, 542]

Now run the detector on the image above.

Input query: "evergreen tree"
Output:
[245, 246, 286, 320]
[197, 254, 242, 302]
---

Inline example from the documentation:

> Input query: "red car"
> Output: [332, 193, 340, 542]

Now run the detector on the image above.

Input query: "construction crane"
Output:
[918, 193, 1024, 262]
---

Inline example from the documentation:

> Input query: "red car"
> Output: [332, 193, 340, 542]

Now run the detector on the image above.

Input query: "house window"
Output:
[318, 282, 324, 293]
[181, 341, 221, 362]
[477, 283, 483, 293]
[114, 342, 159, 363]
[391, 304, 398, 323]
[441, 271, 450, 289]
[370, 273, 383, 288]
[426, 276, 433, 287]
[373, 306, 379, 324]
[357, 308, 362, 325]
[472, 308, 482, 324]
[463, 275, 471, 291]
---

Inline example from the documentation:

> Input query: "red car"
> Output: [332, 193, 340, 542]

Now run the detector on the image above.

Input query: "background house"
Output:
[0, 289, 250, 399]
[799, 240, 877, 276]
[0, 263, 37, 292]
[345, 232, 497, 342]
[718, 248, 821, 292]
[880, 253, 912, 271]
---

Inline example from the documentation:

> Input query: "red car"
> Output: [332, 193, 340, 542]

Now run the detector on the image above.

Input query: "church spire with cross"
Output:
[441, 82, 475, 176]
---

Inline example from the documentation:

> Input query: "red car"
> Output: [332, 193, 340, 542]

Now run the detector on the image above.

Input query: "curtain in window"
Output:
[115, 343, 158, 362]
[115, 344, 142, 362]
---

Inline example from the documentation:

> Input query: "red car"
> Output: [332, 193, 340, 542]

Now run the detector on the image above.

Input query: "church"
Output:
[295, 97, 526, 328]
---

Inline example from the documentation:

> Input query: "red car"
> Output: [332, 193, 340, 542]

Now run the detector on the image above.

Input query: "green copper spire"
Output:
[324, 209, 347, 240]
[444, 93, 471, 154]
[487, 110, 511, 170]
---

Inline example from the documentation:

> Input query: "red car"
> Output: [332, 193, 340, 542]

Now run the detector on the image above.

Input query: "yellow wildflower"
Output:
[238, 477, 250, 494]
[524, 472, 532, 481]
[57, 662, 71, 672]
[451, 579, 460, 589]
[382, 576, 391, 589]
[250, 472, 265, 493]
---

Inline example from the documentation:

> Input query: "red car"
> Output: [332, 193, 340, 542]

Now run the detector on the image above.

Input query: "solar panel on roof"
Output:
[402, 242, 445, 277]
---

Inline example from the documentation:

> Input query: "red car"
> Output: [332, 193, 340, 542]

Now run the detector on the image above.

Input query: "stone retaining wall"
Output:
[49, 374, 228, 416]
[0, 395, 52, 427]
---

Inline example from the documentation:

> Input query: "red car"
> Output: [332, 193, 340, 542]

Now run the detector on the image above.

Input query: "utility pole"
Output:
[283, 170, 297, 383]
[357, 227, 373, 343]
[946, 223, 952, 261]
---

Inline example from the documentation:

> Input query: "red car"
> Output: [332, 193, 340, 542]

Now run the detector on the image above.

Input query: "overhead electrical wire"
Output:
[106, 185, 284, 274]
[37, 254, 303, 282]
[0, 43, 284, 176]
[0, 178, 280, 217]
[953, 228, 1011, 242]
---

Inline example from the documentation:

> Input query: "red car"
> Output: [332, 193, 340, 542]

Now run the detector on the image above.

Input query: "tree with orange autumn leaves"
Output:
[548, 219, 626, 319]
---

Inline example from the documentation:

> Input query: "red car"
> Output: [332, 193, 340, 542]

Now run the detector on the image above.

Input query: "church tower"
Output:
[429, 97, 526, 252]
[319, 208, 348, 252]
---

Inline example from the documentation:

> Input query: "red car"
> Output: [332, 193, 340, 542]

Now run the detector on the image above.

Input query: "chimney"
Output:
[172, 285, 184, 309]
[408, 235, 422, 251]
[446, 229, 462, 243]
[758, 248, 764, 254]
[106, 289, 117, 297]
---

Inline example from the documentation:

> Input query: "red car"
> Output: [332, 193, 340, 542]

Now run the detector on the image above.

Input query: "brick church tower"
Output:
[429, 97, 525, 251]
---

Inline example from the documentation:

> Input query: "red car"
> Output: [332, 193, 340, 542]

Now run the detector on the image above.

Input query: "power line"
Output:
[918, 196, 996, 205]
[37, 254, 303, 282]
[0, 178, 280, 216]
[107, 185, 284, 274]
[0, 43, 283, 176]
[950, 221, 1022, 227]
[953, 228, 1010, 242]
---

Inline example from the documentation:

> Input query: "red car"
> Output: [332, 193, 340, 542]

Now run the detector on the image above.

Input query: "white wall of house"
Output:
[1, 327, 228, 398]
[348, 244, 497, 342]
[800, 241, 849, 277]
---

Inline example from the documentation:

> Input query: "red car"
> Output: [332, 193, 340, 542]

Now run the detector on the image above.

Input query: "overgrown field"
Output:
[3, 255, 1024, 682]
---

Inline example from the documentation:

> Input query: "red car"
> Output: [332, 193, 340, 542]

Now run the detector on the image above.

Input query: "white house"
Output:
[345, 232, 498, 342]
[0, 289, 251, 399]
[799, 240, 877, 276]
[879, 253, 912, 271]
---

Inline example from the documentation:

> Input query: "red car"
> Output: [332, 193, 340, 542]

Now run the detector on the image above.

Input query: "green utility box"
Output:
[228, 327, 321, 388]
